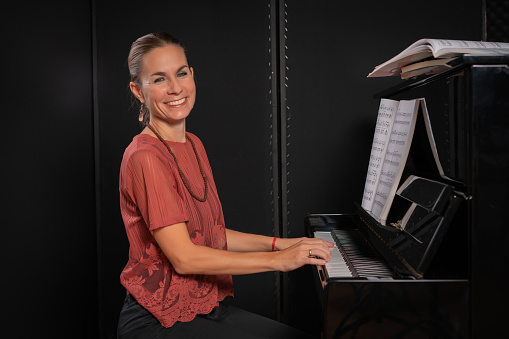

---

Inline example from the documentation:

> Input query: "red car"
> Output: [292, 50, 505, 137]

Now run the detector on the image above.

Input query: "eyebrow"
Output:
[150, 65, 189, 77]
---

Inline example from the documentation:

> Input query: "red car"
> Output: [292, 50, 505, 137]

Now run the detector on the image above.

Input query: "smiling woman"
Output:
[129, 39, 196, 142]
[117, 32, 332, 338]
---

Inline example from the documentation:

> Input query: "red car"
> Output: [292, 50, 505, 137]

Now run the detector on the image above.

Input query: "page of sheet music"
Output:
[420, 99, 447, 178]
[371, 99, 419, 222]
[361, 99, 399, 212]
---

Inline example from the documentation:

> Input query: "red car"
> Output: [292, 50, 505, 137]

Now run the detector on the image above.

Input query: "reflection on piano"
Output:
[307, 56, 509, 338]
[308, 212, 468, 338]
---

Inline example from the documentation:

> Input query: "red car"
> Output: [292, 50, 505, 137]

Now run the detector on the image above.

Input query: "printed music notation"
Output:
[361, 98, 399, 212]
[362, 98, 423, 224]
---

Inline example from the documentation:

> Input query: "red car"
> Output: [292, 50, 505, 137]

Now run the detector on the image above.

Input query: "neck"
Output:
[146, 120, 186, 143]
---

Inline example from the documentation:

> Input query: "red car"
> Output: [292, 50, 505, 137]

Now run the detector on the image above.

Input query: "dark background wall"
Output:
[282, 0, 482, 330]
[4, 1, 98, 337]
[4, 0, 494, 338]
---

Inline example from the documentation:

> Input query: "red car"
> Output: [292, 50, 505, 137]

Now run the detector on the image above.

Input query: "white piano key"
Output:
[315, 230, 394, 279]
[314, 231, 353, 277]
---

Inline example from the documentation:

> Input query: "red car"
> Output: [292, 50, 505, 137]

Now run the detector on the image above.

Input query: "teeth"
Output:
[168, 98, 186, 106]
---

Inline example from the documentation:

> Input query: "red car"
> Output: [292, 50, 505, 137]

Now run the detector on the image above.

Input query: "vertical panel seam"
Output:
[269, 0, 282, 322]
[281, 1, 290, 238]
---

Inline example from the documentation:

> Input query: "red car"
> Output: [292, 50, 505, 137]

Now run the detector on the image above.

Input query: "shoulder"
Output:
[186, 132, 207, 154]
[125, 134, 164, 154]
[122, 134, 168, 168]
[186, 132, 203, 146]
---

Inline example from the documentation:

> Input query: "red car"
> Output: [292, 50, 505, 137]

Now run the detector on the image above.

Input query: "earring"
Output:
[138, 103, 144, 122]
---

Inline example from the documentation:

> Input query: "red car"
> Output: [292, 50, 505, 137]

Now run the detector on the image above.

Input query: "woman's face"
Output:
[132, 44, 196, 125]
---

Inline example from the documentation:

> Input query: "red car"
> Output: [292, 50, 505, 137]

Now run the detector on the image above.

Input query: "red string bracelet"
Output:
[272, 237, 277, 251]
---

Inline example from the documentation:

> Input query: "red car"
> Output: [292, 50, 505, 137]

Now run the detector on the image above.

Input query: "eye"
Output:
[153, 76, 166, 84]
[177, 71, 188, 78]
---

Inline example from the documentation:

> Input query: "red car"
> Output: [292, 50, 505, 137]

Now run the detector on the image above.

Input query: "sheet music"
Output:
[361, 99, 399, 212]
[371, 99, 420, 223]
[420, 99, 449, 179]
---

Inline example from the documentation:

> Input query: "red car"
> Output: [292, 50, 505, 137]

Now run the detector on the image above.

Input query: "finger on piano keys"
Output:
[314, 230, 394, 279]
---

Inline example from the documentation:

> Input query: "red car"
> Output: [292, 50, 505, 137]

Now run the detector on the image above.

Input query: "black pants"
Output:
[117, 294, 314, 339]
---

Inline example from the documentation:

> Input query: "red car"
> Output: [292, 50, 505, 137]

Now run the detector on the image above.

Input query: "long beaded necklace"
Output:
[146, 123, 208, 202]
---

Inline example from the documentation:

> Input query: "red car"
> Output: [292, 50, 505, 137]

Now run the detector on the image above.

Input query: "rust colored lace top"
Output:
[119, 133, 234, 328]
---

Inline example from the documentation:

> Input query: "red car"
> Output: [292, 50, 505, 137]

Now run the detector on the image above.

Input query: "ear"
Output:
[129, 81, 145, 103]
[190, 67, 194, 77]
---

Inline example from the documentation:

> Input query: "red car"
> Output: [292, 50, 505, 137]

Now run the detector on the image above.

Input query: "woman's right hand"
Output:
[273, 237, 334, 272]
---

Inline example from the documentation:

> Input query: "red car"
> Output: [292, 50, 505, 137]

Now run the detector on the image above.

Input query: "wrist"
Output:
[274, 237, 303, 251]
[273, 237, 288, 251]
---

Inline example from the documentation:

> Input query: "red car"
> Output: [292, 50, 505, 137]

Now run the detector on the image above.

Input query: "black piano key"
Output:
[331, 229, 394, 278]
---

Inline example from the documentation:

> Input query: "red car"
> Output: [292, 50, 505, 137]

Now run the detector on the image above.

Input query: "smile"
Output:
[166, 98, 187, 106]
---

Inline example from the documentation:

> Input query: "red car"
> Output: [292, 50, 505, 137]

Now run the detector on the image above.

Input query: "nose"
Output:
[167, 77, 183, 95]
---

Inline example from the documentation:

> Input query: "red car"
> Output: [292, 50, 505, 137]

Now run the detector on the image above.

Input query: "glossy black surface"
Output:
[308, 58, 509, 338]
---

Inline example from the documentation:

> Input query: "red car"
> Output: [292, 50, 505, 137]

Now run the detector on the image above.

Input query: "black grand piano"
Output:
[306, 56, 509, 338]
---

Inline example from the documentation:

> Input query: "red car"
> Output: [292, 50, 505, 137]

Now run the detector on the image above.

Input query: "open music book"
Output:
[400, 57, 456, 79]
[368, 38, 509, 78]
[361, 98, 444, 225]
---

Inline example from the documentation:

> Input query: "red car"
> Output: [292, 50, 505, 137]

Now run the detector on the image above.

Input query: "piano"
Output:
[307, 56, 509, 338]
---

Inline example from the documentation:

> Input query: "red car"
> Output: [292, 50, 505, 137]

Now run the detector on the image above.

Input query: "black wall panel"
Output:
[282, 0, 482, 333]
[94, 1, 276, 337]
[486, 0, 509, 41]
[4, 1, 97, 338]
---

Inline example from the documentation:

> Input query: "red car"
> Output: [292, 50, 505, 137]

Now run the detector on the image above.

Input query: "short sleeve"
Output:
[125, 149, 189, 232]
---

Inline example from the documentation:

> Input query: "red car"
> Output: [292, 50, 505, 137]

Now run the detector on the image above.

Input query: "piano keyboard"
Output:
[315, 229, 394, 279]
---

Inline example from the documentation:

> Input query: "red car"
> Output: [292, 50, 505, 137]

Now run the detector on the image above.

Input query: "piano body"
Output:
[307, 56, 509, 338]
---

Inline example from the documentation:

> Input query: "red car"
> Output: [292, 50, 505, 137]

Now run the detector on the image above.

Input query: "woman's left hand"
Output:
[275, 237, 332, 251]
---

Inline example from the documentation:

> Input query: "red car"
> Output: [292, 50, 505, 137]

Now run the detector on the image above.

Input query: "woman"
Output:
[117, 32, 333, 338]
